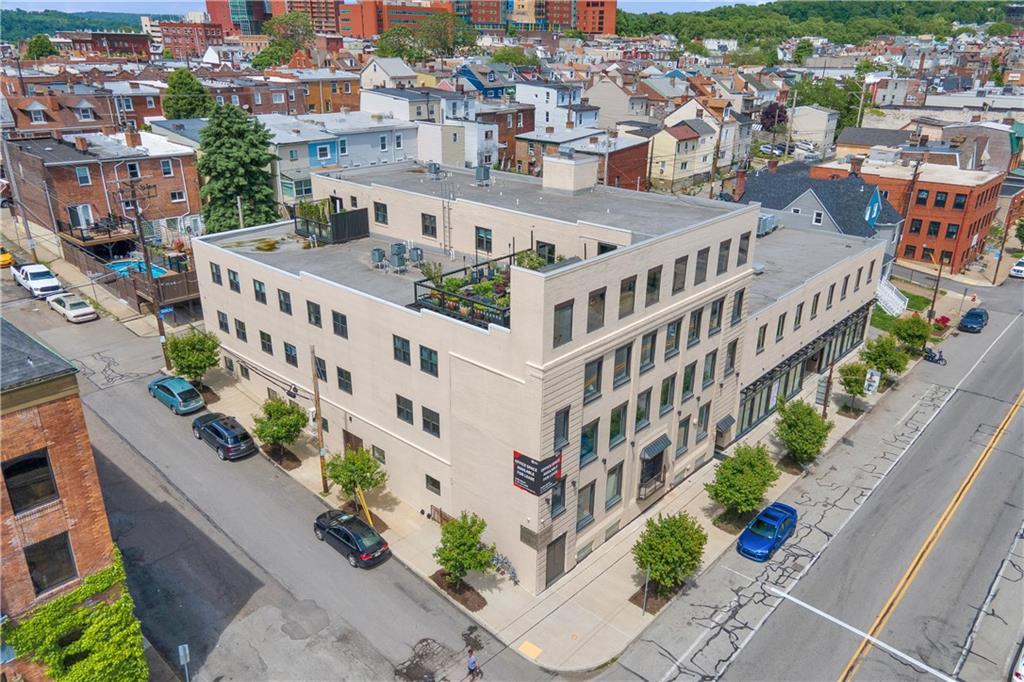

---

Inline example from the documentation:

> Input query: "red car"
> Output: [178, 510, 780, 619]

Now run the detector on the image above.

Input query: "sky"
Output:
[4, 0, 765, 15]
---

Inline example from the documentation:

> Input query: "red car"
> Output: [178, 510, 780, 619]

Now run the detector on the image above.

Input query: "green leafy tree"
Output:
[197, 103, 278, 233]
[891, 315, 931, 351]
[855, 58, 876, 77]
[166, 328, 220, 388]
[987, 21, 1014, 37]
[326, 447, 388, 500]
[433, 511, 494, 585]
[161, 47, 173, 59]
[415, 12, 477, 57]
[163, 68, 214, 119]
[1014, 218, 1024, 247]
[792, 38, 813, 64]
[632, 512, 707, 594]
[774, 398, 833, 465]
[252, 397, 308, 458]
[25, 34, 58, 59]
[263, 11, 314, 51]
[374, 26, 426, 61]
[837, 361, 867, 410]
[684, 40, 708, 57]
[791, 75, 860, 136]
[251, 42, 295, 69]
[490, 46, 539, 66]
[990, 55, 1004, 86]
[860, 333, 909, 381]
[704, 443, 780, 517]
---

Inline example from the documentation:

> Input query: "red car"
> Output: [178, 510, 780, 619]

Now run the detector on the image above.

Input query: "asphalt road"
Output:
[1, 265, 548, 682]
[720, 308, 1024, 682]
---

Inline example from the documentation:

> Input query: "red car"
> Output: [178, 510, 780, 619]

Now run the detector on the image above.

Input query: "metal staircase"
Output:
[875, 277, 909, 316]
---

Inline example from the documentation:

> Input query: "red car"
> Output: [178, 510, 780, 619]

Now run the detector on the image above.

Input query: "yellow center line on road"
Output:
[838, 387, 1024, 682]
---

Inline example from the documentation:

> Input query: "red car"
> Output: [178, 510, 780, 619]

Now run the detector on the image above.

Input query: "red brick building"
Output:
[1, 319, 115, 679]
[55, 31, 151, 58]
[5, 90, 117, 138]
[160, 21, 225, 59]
[8, 131, 203, 241]
[811, 158, 1004, 273]
[475, 100, 535, 170]
[574, 0, 616, 34]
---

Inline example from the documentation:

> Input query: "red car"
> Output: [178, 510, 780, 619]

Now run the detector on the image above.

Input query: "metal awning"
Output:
[22, 101, 47, 112]
[716, 415, 736, 432]
[640, 433, 672, 460]
[71, 99, 96, 109]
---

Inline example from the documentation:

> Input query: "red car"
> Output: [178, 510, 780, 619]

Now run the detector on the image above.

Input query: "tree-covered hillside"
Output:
[0, 9, 180, 43]
[617, 1, 1010, 47]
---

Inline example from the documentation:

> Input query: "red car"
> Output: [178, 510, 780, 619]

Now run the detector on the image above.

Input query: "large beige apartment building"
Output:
[190, 156, 883, 594]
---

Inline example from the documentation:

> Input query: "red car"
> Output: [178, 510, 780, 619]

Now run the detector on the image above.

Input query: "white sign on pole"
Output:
[864, 369, 881, 395]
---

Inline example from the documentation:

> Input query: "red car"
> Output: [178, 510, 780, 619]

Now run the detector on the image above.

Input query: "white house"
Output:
[360, 57, 417, 90]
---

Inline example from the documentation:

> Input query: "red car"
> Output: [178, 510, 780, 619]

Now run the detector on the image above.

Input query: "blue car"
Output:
[148, 376, 205, 415]
[737, 502, 798, 562]
[957, 307, 988, 333]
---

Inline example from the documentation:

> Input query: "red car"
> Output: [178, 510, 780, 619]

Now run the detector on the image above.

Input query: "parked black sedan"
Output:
[313, 510, 390, 568]
[191, 413, 258, 460]
[958, 307, 989, 333]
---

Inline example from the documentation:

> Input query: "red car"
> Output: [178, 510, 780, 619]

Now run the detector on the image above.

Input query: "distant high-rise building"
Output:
[206, 0, 272, 35]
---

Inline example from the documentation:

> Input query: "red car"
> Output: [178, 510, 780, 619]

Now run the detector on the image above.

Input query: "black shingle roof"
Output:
[1, 317, 77, 393]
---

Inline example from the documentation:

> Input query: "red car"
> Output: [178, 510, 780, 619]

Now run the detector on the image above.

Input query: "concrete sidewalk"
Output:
[199, 349, 899, 673]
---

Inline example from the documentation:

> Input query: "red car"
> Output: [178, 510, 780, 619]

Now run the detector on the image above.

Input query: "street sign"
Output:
[513, 451, 562, 496]
[815, 375, 829, 405]
[177, 644, 190, 665]
[864, 369, 881, 395]
[159, 306, 174, 316]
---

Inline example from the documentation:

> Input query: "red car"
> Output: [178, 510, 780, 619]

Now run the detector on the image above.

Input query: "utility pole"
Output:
[310, 343, 329, 494]
[856, 74, 868, 127]
[236, 194, 244, 228]
[707, 121, 723, 199]
[821, 355, 835, 420]
[786, 88, 797, 153]
[1, 134, 39, 263]
[121, 179, 171, 370]
[925, 247, 943, 353]
[992, 219, 1013, 285]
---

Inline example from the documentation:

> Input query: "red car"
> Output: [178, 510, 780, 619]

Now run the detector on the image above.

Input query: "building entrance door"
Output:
[343, 430, 363, 453]
[545, 533, 566, 588]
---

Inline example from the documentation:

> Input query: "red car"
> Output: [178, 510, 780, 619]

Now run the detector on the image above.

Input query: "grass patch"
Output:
[1007, 248, 1024, 259]
[712, 509, 757, 535]
[899, 289, 931, 312]
[870, 307, 897, 332]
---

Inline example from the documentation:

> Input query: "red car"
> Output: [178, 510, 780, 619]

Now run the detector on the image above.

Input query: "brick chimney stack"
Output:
[74, 136, 90, 152]
[124, 130, 142, 148]
[732, 168, 747, 201]
[850, 155, 864, 176]
[767, 159, 779, 173]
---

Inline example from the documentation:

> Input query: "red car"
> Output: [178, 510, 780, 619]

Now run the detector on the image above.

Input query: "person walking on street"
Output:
[467, 649, 482, 679]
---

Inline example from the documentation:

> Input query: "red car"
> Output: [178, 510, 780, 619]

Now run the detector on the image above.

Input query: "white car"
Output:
[46, 293, 98, 323]
[1009, 258, 1024, 279]
[13, 263, 63, 298]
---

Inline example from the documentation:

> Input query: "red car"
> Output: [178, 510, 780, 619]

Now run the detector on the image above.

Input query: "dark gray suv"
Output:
[191, 413, 258, 460]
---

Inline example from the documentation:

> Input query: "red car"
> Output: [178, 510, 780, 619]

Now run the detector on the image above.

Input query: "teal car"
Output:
[148, 376, 205, 415]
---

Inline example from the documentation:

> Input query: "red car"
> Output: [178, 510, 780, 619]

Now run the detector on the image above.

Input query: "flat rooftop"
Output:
[318, 162, 740, 242]
[202, 222, 474, 307]
[817, 158, 1001, 186]
[747, 226, 880, 313]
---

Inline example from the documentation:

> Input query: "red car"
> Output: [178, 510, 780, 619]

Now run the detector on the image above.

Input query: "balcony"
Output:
[637, 468, 666, 501]
[413, 252, 521, 330]
[56, 217, 136, 246]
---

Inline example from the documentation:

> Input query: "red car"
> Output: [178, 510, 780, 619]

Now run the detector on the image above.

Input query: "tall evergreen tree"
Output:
[163, 68, 214, 120]
[197, 105, 278, 233]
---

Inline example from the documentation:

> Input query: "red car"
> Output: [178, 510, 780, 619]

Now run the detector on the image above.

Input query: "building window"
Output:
[840, 275, 849, 301]
[812, 211, 824, 225]
[672, 255, 688, 293]
[170, 191, 185, 203]
[475, 226, 493, 252]
[307, 301, 322, 327]
[584, 359, 602, 403]
[554, 406, 570, 450]
[332, 311, 348, 338]
[273, 92, 285, 104]
[278, 289, 292, 314]
[259, 331, 272, 354]
[395, 133, 404, 150]
[314, 356, 327, 381]
[217, 310, 229, 332]
[396, 395, 413, 423]
[316, 145, 330, 160]
[855, 267, 863, 291]
[867, 260, 875, 283]
[775, 313, 786, 341]
[581, 419, 598, 466]
[371, 446, 385, 464]
[337, 367, 353, 394]
[687, 308, 702, 347]
[553, 300, 573, 348]
[927, 221, 940, 237]
[2, 449, 58, 514]
[284, 342, 298, 367]
[337, 138, 348, 155]
[946, 223, 960, 240]
[234, 319, 247, 342]
[645, 266, 662, 307]
[826, 283, 835, 309]
[731, 289, 744, 325]
[756, 324, 767, 353]
[811, 293, 820, 319]
[696, 402, 711, 442]
[227, 269, 240, 292]
[421, 213, 437, 238]
[374, 202, 388, 224]
[24, 532, 77, 596]
[289, 149, 299, 161]
[737, 232, 751, 266]
[717, 239, 731, 275]
[551, 478, 566, 517]
[587, 288, 606, 332]
[916, 189, 929, 205]
[30, 109, 45, 123]
[953, 193, 967, 209]
[613, 344, 631, 387]
[161, 159, 174, 177]
[725, 339, 738, 376]
[577, 482, 596, 530]
[76, 166, 91, 186]
[393, 335, 411, 364]
[253, 279, 267, 304]
[665, 318, 682, 358]
[695, 247, 710, 284]
[379, 134, 388, 151]
[605, 463, 623, 508]
[681, 361, 696, 400]
[126, 162, 141, 179]
[909, 219, 922, 234]
[640, 331, 657, 372]
[609, 402, 628, 447]
[420, 346, 438, 376]
[702, 350, 717, 387]
[422, 407, 441, 437]
[708, 297, 724, 335]
[676, 416, 690, 457]
[660, 374, 676, 415]
[224, 357, 234, 372]
[425, 475, 441, 495]
[635, 389, 652, 430]
[794, 302, 804, 330]
[921, 246, 934, 262]
[933, 191, 947, 208]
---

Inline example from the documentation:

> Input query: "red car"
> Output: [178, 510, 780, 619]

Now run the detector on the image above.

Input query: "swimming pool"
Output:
[106, 259, 169, 278]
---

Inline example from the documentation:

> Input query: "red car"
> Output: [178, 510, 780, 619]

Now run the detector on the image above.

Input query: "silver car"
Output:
[47, 293, 99, 323]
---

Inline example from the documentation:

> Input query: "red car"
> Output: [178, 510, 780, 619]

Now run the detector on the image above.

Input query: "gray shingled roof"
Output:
[837, 127, 914, 147]
[1, 318, 77, 393]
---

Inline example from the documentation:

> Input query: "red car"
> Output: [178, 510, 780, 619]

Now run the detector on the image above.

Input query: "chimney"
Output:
[850, 155, 864, 176]
[971, 113, 982, 122]
[74, 136, 90, 152]
[124, 130, 142, 148]
[919, 134, 929, 146]
[1002, 116, 1015, 126]
[456, 83, 464, 93]
[609, 130, 618, 138]
[545, 125, 554, 134]
[566, 120, 574, 128]
[129, 81, 140, 89]
[732, 168, 747, 201]
[588, 135, 599, 143]
[767, 159, 779, 173]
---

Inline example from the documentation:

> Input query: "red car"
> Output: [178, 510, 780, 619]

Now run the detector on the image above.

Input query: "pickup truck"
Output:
[13, 263, 64, 298]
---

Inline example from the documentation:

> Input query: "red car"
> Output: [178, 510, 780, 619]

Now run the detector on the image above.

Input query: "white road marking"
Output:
[655, 314, 1023, 682]
[769, 588, 957, 682]
[723, 566, 754, 583]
